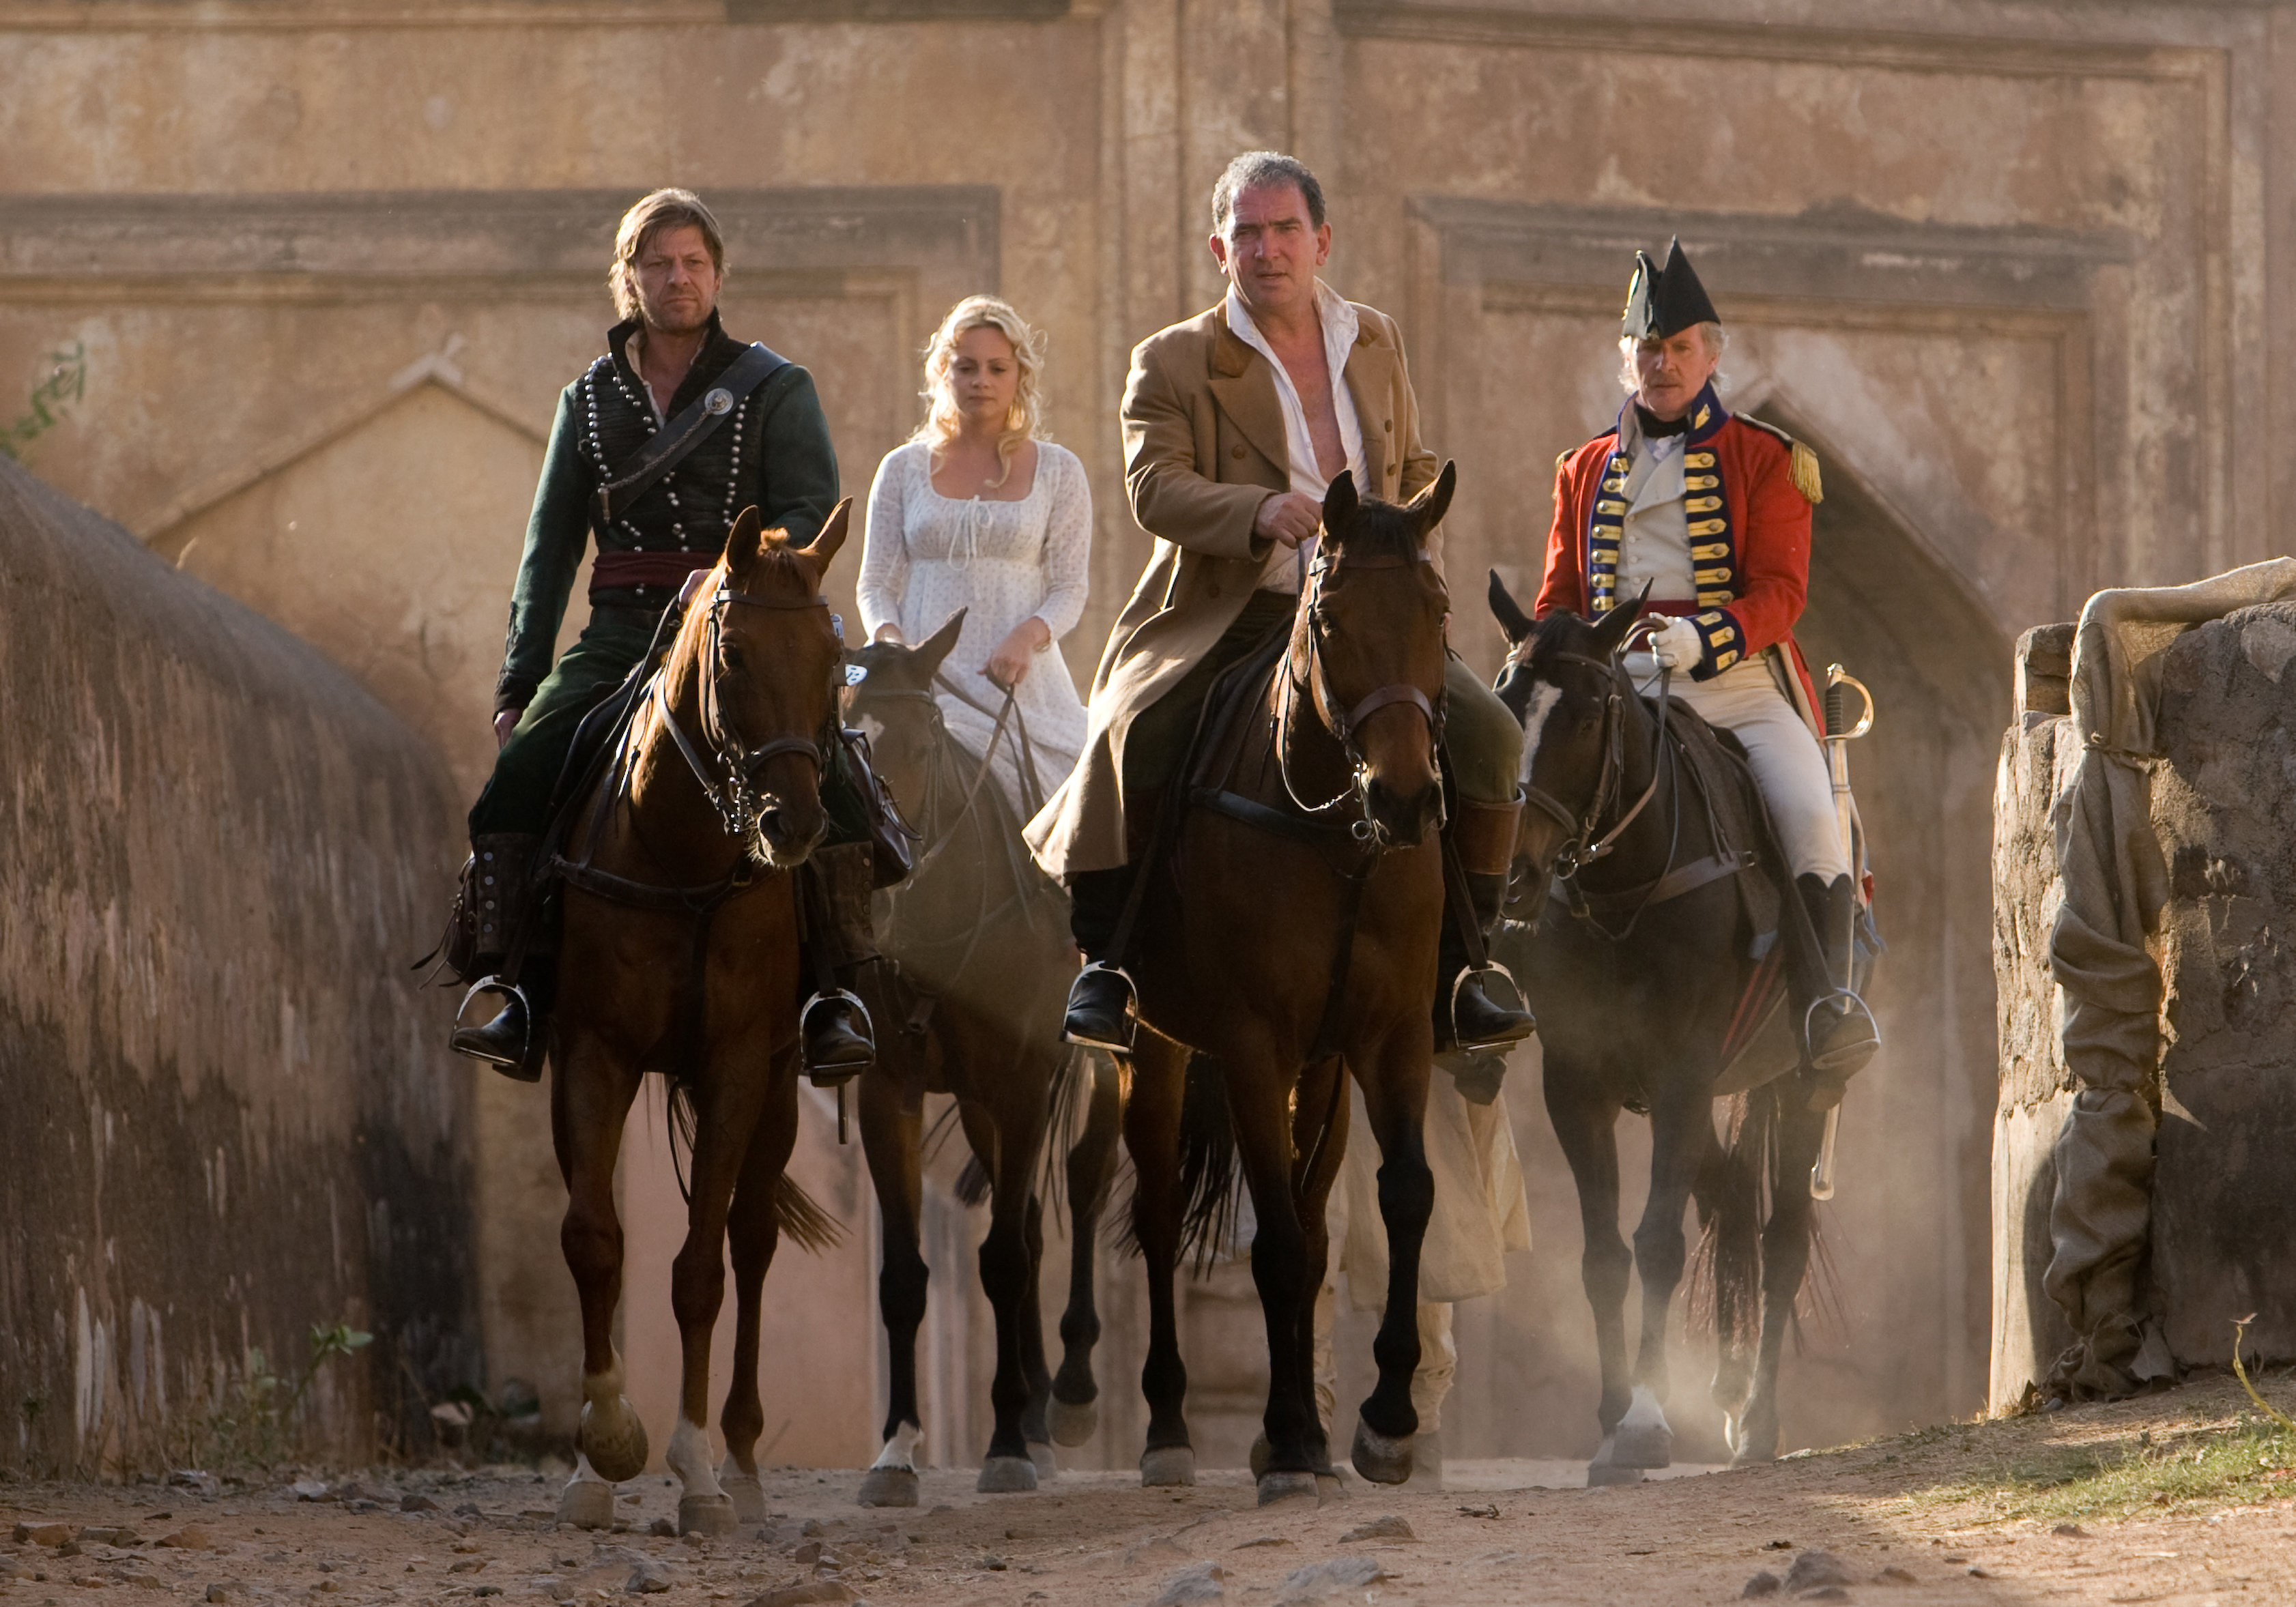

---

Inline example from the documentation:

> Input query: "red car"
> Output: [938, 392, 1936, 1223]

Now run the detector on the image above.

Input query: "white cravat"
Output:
[1224, 280, 1368, 593]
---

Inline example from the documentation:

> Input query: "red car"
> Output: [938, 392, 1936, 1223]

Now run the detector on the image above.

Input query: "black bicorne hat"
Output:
[1621, 237, 1721, 341]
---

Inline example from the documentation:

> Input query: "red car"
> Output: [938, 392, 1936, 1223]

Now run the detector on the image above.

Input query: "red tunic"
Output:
[1536, 386, 1820, 716]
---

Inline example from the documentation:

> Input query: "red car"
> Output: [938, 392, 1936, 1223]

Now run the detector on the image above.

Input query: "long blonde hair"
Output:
[913, 295, 1049, 487]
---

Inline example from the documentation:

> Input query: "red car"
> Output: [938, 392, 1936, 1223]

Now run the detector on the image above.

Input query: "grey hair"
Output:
[1211, 151, 1327, 234]
[1618, 321, 1727, 394]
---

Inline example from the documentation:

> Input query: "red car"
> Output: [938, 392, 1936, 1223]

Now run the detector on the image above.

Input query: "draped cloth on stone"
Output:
[2044, 559, 2296, 1399]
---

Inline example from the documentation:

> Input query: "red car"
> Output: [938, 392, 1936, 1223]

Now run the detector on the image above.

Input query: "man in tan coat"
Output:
[1026, 150, 1530, 1053]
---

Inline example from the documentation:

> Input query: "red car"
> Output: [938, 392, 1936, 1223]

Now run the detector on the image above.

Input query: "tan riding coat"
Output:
[1025, 296, 1440, 877]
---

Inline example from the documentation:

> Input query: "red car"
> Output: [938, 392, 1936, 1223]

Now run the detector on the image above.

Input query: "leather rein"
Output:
[1271, 548, 1448, 845]
[1512, 619, 1666, 884]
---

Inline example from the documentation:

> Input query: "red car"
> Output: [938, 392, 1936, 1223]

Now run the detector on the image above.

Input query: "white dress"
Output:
[857, 439, 1093, 815]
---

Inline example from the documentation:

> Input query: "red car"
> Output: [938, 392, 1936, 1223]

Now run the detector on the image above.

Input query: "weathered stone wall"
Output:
[0, 457, 476, 1475]
[1991, 605, 2296, 1408]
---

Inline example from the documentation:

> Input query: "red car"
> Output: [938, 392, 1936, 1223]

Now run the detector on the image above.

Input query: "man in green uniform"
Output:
[453, 187, 876, 1080]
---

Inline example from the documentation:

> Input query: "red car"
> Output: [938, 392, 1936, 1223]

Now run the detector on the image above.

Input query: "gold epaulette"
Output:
[1790, 439, 1824, 505]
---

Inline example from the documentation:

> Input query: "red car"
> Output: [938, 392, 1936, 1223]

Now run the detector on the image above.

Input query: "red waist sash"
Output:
[590, 549, 717, 596]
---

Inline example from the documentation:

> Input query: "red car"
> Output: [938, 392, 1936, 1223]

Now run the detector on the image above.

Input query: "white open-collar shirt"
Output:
[1224, 279, 1368, 593]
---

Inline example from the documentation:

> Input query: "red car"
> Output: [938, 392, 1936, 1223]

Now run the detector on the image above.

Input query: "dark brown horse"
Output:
[547, 505, 855, 1534]
[1486, 575, 1828, 1481]
[840, 619, 1125, 1501]
[1121, 467, 1455, 1504]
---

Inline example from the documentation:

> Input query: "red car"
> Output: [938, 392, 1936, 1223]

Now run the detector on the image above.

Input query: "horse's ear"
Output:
[1590, 581, 1653, 656]
[1321, 469, 1358, 534]
[726, 506, 766, 570]
[801, 499, 854, 568]
[1488, 568, 1533, 645]
[915, 607, 967, 677]
[1410, 461, 1458, 534]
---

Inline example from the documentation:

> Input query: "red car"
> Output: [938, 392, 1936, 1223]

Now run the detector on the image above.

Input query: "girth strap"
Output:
[1554, 848, 1757, 920]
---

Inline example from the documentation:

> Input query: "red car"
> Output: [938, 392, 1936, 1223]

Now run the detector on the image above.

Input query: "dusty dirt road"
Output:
[8, 1377, 2295, 1606]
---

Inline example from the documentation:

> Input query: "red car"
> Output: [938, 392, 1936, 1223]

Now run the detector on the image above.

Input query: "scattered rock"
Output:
[799, 1520, 825, 1538]
[14, 1524, 72, 1548]
[450, 1559, 488, 1574]
[1740, 1573, 1781, 1599]
[1783, 1551, 1852, 1593]
[402, 1495, 443, 1515]
[1336, 1516, 1414, 1543]
[978, 1554, 1008, 1571]
[291, 1483, 332, 1503]
[157, 1529, 214, 1552]
[1798, 1591, 1849, 1604]
[453, 1503, 483, 1520]
[78, 1529, 140, 1548]
[2051, 1523, 2089, 1539]
[204, 1584, 237, 1603]
[744, 1584, 852, 1607]
[1874, 1565, 1917, 1584]
[646, 1519, 676, 1538]
[1454, 1503, 1499, 1520]
[788, 1541, 822, 1567]
[1274, 1557, 1388, 1605]
[624, 1561, 674, 1595]
[57, 1541, 85, 1559]
[1231, 1537, 1290, 1550]
[1147, 1560, 1226, 1606]
[473, 1587, 503, 1597]
[1125, 1536, 1188, 1565]
[170, 1472, 223, 1499]
[1763, 1539, 1794, 1551]
[1967, 1565, 1992, 1578]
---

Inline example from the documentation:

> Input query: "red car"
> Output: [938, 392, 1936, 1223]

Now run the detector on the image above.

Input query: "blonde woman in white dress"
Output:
[859, 296, 1092, 815]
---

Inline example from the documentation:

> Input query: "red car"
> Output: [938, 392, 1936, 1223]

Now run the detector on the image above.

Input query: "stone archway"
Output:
[1759, 401, 2010, 1440]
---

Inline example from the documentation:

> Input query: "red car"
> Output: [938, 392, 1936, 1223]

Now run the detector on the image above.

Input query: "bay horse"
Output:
[1121, 467, 1454, 1505]
[840, 618, 1125, 1501]
[547, 504, 855, 1535]
[1485, 573, 1827, 1480]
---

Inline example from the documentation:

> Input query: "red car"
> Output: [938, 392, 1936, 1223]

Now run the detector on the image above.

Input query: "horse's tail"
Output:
[1688, 1081, 1843, 1347]
[665, 1075, 846, 1254]
[1176, 1053, 1244, 1275]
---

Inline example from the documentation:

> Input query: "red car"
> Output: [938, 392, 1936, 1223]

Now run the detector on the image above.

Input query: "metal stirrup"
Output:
[1062, 960, 1139, 1052]
[450, 974, 532, 1067]
[1802, 987, 1880, 1076]
[800, 987, 876, 1082]
[1446, 958, 1534, 1049]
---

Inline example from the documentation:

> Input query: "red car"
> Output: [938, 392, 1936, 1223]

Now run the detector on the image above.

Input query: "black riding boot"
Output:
[801, 844, 880, 1084]
[1436, 869, 1537, 1053]
[1062, 864, 1138, 1050]
[1796, 871, 1880, 1082]
[802, 966, 876, 1083]
[452, 962, 555, 1082]
[448, 833, 554, 1081]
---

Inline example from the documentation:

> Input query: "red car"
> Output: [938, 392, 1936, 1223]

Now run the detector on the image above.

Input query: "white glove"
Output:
[1649, 616, 1706, 671]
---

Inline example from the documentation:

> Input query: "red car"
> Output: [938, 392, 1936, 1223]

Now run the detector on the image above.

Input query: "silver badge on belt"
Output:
[704, 388, 733, 416]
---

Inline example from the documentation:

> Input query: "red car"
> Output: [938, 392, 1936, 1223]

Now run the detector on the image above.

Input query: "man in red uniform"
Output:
[1536, 239, 1878, 1077]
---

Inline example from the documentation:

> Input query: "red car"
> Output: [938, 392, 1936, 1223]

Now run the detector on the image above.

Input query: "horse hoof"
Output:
[1256, 1472, 1318, 1507]
[1315, 1472, 1349, 1505]
[578, 1398, 649, 1484]
[556, 1481, 615, 1530]
[676, 1494, 736, 1537]
[1730, 1443, 1777, 1469]
[717, 1460, 767, 1524]
[1248, 1434, 1272, 1480]
[1138, 1446, 1196, 1488]
[1028, 1442, 1058, 1481]
[976, 1456, 1039, 1493]
[857, 1467, 919, 1508]
[1403, 1432, 1446, 1490]
[1350, 1423, 1413, 1486]
[1611, 1387, 1673, 1468]
[1049, 1396, 1099, 1447]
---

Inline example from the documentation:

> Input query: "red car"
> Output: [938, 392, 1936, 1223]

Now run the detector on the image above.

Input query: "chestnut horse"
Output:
[840, 619, 1125, 1501]
[547, 505, 855, 1535]
[1121, 467, 1454, 1505]
[1485, 575, 1827, 1481]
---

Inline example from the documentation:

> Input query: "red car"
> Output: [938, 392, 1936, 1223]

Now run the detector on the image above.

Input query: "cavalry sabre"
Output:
[1807, 663, 1875, 1202]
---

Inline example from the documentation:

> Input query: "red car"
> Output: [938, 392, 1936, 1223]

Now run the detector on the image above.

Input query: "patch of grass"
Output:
[1919, 1417, 2296, 1522]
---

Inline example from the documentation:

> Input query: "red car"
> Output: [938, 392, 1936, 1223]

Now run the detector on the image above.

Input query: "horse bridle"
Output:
[655, 583, 842, 844]
[1278, 548, 1450, 843]
[1510, 618, 1668, 882]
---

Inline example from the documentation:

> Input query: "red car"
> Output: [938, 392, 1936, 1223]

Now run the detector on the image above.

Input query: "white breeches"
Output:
[1628, 649, 1851, 883]
[1312, 1284, 1456, 1433]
